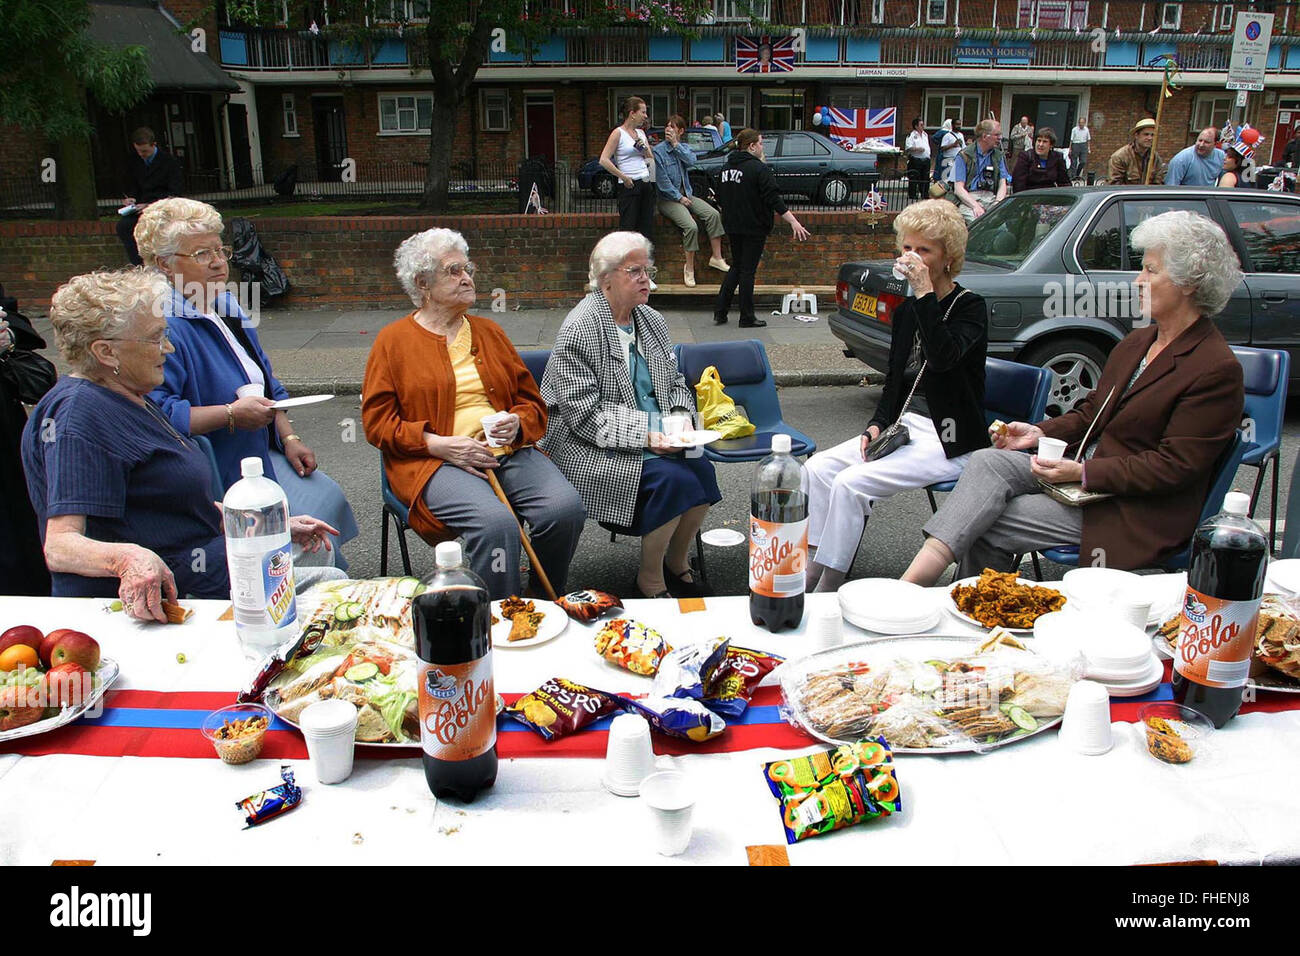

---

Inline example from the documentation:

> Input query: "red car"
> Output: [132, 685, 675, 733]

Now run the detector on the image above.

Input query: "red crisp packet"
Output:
[506, 678, 623, 741]
[556, 589, 624, 623]
[703, 645, 784, 719]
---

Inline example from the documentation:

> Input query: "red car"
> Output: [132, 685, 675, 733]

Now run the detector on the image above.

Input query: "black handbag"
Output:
[862, 289, 967, 463]
[0, 348, 57, 405]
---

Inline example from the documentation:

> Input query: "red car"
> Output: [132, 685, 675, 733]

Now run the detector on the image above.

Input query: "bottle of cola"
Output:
[1172, 491, 1267, 728]
[412, 541, 497, 801]
[750, 433, 808, 632]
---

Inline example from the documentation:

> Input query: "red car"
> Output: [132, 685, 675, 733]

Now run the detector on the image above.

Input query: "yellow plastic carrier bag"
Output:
[694, 366, 756, 439]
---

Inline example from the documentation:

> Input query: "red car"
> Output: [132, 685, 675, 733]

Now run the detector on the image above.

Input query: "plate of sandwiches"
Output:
[491, 596, 568, 648]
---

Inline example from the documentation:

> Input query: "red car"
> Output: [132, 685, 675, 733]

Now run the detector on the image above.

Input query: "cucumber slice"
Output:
[1007, 706, 1038, 732]
[396, 577, 421, 598]
[345, 661, 380, 682]
[923, 659, 949, 672]
[334, 602, 365, 623]
[912, 672, 942, 694]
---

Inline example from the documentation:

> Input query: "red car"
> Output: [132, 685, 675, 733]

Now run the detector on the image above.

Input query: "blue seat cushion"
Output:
[705, 429, 814, 461]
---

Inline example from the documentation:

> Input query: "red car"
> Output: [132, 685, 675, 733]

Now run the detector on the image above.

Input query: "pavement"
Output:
[28, 301, 883, 394]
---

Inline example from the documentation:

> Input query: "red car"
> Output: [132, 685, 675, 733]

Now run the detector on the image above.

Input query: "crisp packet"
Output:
[556, 589, 624, 623]
[594, 619, 672, 676]
[703, 645, 784, 719]
[763, 738, 901, 844]
[506, 677, 623, 741]
[619, 695, 725, 742]
[237, 766, 304, 829]
[652, 636, 730, 701]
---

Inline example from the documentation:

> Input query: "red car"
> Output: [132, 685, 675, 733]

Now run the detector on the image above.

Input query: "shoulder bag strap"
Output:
[889, 288, 968, 427]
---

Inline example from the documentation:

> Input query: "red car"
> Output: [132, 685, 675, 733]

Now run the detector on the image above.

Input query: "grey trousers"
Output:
[422, 446, 586, 599]
[657, 196, 724, 253]
[923, 448, 1083, 578]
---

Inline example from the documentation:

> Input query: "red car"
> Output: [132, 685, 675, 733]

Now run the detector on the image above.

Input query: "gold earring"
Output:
[113, 365, 121, 376]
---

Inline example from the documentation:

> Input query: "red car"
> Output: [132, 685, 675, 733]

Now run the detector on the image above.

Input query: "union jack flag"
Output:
[861, 187, 887, 212]
[827, 108, 897, 147]
[736, 35, 796, 74]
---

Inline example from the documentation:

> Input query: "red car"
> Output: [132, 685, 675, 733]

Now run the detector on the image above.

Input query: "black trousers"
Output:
[907, 156, 931, 199]
[714, 232, 767, 324]
[117, 211, 143, 265]
[616, 179, 656, 239]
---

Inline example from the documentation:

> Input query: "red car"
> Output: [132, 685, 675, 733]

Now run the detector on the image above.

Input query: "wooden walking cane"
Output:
[485, 470, 559, 601]
[1146, 54, 1182, 184]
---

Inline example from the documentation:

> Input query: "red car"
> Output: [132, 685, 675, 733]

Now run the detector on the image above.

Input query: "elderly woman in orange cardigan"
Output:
[362, 228, 586, 599]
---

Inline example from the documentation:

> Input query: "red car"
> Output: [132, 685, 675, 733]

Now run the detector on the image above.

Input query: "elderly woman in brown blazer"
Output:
[903, 210, 1245, 581]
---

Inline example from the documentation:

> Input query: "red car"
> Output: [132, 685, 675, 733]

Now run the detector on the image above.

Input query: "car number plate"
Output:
[851, 293, 878, 318]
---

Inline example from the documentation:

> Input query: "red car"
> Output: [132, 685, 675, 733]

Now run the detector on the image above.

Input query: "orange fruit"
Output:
[0, 644, 39, 671]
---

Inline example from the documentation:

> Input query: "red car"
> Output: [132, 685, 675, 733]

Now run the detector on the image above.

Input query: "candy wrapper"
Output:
[594, 619, 672, 676]
[763, 739, 901, 844]
[506, 677, 623, 741]
[619, 695, 725, 742]
[237, 766, 303, 829]
[556, 589, 624, 623]
[652, 636, 730, 701]
[703, 645, 784, 720]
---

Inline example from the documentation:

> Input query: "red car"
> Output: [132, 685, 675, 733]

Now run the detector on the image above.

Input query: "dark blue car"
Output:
[577, 126, 724, 198]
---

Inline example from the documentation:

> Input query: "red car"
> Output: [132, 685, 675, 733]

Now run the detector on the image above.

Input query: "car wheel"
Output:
[819, 175, 851, 206]
[592, 175, 615, 199]
[1020, 336, 1110, 417]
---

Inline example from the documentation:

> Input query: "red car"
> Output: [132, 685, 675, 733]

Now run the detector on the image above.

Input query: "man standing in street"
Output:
[1108, 117, 1167, 184]
[905, 117, 932, 200]
[714, 129, 810, 329]
[951, 119, 1010, 222]
[1009, 115, 1034, 164]
[1166, 127, 1226, 186]
[118, 127, 184, 265]
[1069, 116, 1091, 180]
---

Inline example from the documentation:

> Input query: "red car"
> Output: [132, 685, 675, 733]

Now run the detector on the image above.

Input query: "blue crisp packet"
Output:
[619, 695, 726, 742]
[651, 636, 729, 701]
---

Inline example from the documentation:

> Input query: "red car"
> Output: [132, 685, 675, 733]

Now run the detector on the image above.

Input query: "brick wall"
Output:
[0, 211, 899, 309]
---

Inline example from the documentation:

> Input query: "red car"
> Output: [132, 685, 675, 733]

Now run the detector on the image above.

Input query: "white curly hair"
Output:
[588, 231, 654, 291]
[393, 228, 470, 307]
[1130, 210, 1244, 317]
[133, 197, 224, 263]
[49, 268, 172, 374]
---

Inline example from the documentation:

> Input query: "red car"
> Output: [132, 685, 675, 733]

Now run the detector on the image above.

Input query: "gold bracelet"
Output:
[283, 434, 301, 443]
[225, 404, 234, 434]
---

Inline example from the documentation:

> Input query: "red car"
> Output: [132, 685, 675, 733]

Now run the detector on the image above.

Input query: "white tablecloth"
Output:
[1, 589, 1296, 866]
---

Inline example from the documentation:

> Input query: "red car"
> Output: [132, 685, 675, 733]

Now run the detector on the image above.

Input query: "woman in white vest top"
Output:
[600, 96, 658, 268]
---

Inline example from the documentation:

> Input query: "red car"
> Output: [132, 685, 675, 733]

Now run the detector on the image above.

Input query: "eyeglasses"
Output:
[623, 265, 658, 281]
[442, 261, 477, 279]
[172, 246, 232, 267]
[106, 329, 172, 351]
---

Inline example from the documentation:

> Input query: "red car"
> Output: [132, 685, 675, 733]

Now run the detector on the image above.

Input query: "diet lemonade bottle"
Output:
[1172, 492, 1268, 728]
[750, 434, 808, 632]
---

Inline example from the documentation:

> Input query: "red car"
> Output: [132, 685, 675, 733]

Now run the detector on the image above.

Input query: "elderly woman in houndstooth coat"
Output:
[540, 232, 721, 600]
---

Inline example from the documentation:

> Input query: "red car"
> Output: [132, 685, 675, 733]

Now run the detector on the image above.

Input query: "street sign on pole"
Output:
[1227, 11, 1274, 92]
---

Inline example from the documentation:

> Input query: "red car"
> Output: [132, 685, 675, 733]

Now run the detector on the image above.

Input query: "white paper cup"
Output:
[481, 411, 511, 447]
[809, 606, 843, 652]
[639, 770, 696, 856]
[1037, 437, 1068, 462]
[236, 383, 263, 400]
[662, 413, 691, 439]
[299, 699, 359, 784]
[1115, 589, 1154, 631]
[1059, 679, 1113, 755]
[602, 713, 656, 797]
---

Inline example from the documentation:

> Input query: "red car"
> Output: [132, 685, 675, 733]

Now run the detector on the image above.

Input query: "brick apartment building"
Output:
[6, 1, 1300, 201]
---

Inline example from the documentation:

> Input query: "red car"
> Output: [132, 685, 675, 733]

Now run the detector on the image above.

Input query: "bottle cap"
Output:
[435, 541, 463, 569]
[240, 457, 264, 478]
[1223, 491, 1250, 516]
[771, 434, 792, 454]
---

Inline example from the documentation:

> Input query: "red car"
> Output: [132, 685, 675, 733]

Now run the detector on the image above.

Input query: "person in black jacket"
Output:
[118, 127, 184, 265]
[713, 129, 809, 328]
[805, 200, 989, 592]
[1011, 127, 1073, 192]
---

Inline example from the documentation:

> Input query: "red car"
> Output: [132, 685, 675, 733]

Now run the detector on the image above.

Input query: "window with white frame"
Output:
[1218, 5, 1234, 30]
[926, 0, 948, 24]
[1017, 1, 1089, 29]
[871, 0, 885, 23]
[923, 91, 985, 130]
[610, 88, 671, 128]
[379, 93, 433, 134]
[481, 89, 509, 131]
[829, 85, 897, 110]
[1192, 92, 1235, 132]
[691, 89, 717, 126]
[1161, 3, 1181, 30]
[725, 88, 748, 131]
[281, 93, 298, 136]
[713, 0, 769, 20]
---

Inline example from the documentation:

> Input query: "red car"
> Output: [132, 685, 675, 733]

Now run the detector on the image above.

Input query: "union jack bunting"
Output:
[861, 188, 887, 212]
[736, 35, 796, 73]
[828, 108, 897, 147]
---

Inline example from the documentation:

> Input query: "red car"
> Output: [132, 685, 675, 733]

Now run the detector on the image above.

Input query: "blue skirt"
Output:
[611, 453, 722, 536]
[270, 451, 360, 572]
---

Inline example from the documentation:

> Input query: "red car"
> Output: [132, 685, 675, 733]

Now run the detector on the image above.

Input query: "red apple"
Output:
[45, 662, 89, 709]
[39, 628, 80, 668]
[47, 631, 99, 671]
[0, 686, 45, 731]
[0, 626, 44, 656]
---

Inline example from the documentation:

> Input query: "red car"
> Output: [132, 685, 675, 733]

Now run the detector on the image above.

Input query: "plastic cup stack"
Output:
[602, 713, 656, 797]
[299, 699, 359, 784]
[809, 605, 843, 653]
[639, 770, 696, 856]
[1058, 679, 1114, 756]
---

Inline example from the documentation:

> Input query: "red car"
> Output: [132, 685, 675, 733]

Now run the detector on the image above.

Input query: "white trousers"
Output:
[806, 412, 971, 573]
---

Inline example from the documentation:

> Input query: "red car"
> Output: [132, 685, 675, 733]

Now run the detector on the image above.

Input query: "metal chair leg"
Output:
[1030, 552, 1044, 581]
[1249, 463, 1266, 517]
[694, 529, 709, 591]
[396, 524, 413, 576]
[1269, 454, 1280, 557]
[380, 509, 391, 577]
[926, 488, 939, 513]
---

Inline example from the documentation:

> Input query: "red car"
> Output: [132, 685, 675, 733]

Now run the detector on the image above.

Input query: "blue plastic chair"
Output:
[519, 348, 550, 387]
[380, 466, 415, 577]
[1231, 346, 1290, 553]
[191, 433, 225, 499]
[673, 340, 816, 461]
[925, 357, 1054, 512]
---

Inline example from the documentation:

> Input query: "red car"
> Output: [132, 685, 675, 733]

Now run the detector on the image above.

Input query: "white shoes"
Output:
[684, 266, 696, 287]
[708, 257, 731, 272]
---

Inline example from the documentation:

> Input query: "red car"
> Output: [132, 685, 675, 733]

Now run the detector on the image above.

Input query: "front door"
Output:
[227, 103, 254, 189]
[312, 95, 347, 180]
[1271, 99, 1300, 166]
[525, 94, 556, 165]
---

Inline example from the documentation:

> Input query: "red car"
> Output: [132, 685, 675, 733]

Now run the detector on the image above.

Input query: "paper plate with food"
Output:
[947, 568, 1066, 633]
[491, 596, 567, 648]
[779, 632, 1075, 753]
[0, 626, 119, 742]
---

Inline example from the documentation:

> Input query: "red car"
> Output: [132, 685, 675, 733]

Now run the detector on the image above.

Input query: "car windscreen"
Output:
[965, 195, 1077, 267]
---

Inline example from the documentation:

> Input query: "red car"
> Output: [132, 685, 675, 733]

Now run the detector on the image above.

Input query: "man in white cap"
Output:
[1108, 117, 1166, 184]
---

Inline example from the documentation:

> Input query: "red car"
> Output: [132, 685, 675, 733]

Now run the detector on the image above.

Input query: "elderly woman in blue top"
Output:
[136, 198, 358, 569]
[652, 114, 729, 287]
[20, 269, 341, 623]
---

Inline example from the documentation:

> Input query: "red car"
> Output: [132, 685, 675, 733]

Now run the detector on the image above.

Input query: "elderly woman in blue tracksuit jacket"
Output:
[136, 198, 358, 569]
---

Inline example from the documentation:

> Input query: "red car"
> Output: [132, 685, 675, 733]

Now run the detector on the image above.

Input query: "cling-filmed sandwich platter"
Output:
[780, 633, 1074, 754]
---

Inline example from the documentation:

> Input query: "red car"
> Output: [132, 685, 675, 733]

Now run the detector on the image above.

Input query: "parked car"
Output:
[577, 126, 723, 199]
[832, 185, 1300, 416]
[691, 130, 880, 206]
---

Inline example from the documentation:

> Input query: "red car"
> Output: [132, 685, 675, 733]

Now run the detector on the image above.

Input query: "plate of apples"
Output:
[0, 625, 118, 741]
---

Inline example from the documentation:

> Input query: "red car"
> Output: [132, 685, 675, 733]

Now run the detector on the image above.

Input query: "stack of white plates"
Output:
[1061, 567, 1141, 613]
[1034, 610, 1163, 697]
[837, 578, 942, 635]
